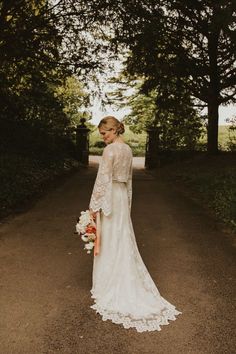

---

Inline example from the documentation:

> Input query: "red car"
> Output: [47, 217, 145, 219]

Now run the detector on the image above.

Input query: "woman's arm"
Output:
[89, 146, 114, 216]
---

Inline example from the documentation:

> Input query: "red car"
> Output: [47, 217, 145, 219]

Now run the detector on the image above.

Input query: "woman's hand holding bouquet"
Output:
[75, 209, 101, 255]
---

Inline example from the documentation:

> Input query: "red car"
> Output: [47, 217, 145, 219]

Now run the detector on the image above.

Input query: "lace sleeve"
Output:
[127, 161, 133, 212]
[89, 146, 114, 216]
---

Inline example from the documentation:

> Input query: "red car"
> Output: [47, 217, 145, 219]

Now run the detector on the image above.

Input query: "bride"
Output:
[89, 116, 182, 332]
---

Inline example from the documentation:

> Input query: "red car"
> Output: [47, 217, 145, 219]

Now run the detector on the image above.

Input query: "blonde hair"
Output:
[98, 116, 125, 135]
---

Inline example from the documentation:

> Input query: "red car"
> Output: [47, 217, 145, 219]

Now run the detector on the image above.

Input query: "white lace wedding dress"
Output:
[89, 141, 182, 332]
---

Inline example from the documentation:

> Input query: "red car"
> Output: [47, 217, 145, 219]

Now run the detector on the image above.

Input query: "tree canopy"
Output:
[1, 0, 235, 155]
[76, 0, 236, 153]
[0, 0, 91, 159]
[108, 75, 204, 150]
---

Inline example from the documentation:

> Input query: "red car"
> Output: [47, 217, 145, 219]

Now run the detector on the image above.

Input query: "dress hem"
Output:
[90, 289, 182, 333]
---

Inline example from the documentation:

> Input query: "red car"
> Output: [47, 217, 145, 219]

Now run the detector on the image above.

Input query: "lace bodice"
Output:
[89, 142, 133, 216]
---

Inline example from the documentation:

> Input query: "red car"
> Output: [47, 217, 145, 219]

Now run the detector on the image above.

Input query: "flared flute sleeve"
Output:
[89, 146, 114, 216]
[127, 161, 133, 211]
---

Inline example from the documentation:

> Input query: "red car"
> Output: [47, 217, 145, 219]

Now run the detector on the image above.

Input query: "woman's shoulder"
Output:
[109, 142, 132, 149]
[102, 144, 113, 155]
[104, 142, 132, 156]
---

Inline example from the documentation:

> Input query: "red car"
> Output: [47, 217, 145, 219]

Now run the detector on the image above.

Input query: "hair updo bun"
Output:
[116, 122, 125, 135]
[98, 116, 125, 135]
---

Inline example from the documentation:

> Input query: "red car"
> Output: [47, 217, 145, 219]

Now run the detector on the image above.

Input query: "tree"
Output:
[0, 1, 92, 158]
[157, 0, 236, 153]
[109, 75, 204, 150]
[55, 76, 90, 127]
[77, 0, 236, 153]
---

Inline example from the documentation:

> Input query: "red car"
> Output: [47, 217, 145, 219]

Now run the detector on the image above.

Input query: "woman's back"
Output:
[89, 141, 132, 216]
[105, 142, 132, 182]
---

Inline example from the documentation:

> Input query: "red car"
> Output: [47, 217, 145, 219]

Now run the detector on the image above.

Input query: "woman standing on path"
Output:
[89, 116, 182, 332]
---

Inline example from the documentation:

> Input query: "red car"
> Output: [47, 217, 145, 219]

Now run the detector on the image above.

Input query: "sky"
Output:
[91, 100, 235, 126]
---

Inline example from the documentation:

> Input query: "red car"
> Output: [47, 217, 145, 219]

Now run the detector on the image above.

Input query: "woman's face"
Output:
[99, 127, 117, 145]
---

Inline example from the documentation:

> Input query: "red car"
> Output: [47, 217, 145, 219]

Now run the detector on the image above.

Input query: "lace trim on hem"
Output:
[90, 289, 182, 333]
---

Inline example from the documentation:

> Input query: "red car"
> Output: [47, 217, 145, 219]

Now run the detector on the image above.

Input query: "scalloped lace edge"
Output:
[90, 290, 182, 332]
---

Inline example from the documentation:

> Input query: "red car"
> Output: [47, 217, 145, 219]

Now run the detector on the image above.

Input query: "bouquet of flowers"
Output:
[75, 210, 97, 254]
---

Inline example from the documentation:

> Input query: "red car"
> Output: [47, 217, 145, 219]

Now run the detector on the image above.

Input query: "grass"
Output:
[89, 126, 147, 156]
[155, 151, 236, 232]
[89, 125, 235, 156]
[199, 125, 235, 150]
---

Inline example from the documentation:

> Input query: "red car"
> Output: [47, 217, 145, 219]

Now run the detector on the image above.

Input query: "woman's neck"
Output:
[113, 136, 124, 143]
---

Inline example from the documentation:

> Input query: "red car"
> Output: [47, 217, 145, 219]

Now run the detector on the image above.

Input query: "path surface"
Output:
[0, 157, 235, 354]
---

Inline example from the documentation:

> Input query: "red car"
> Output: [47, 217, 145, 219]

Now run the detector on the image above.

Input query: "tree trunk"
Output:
[207, 98, 219, 154]
[208, 11, 220, 155]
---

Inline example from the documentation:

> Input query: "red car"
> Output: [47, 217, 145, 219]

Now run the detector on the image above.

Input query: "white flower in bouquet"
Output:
[76, 210, 93, 234]
[81, 234, 89, 242]
[76, 222, 86, 234]
[84, 242, 94, 254]
[79, 210, 91, 226]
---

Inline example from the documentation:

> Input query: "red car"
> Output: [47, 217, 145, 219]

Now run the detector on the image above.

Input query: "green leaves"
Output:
[0, 1, 90, 160]
[84, 0, 235, 152]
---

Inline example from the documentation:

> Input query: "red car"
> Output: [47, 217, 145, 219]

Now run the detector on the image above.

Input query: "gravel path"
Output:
[0, 157, 235, 354]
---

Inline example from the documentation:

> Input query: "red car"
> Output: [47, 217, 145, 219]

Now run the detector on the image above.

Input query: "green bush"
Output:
[163, 153, 236, 231]
[0, 153, 78, 218]
[89, 147, 104, 155]
[190, 170, 236, 230]
[93, 141, 106, 148]
[210, 170, 236, 228]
